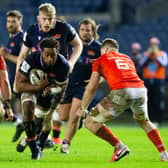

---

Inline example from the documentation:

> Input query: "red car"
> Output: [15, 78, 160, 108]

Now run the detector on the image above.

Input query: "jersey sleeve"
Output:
[0, 56, 7, 70]
[92, 58, 101, 73]
[55, 57, 70, 85]
[19, 55, 33, 77]
[23, 27, 33, 48]
[65, 22, 76, 42]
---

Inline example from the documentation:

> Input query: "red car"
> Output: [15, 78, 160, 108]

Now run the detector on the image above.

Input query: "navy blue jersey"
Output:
[23, 20, 76, 59]
[69, 40, 101, 83]
[19, 51, 69, 85]
[6, 31, 24, 87]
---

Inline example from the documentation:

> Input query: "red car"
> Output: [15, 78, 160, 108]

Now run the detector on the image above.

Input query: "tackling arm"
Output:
[77, 72, 101, 117]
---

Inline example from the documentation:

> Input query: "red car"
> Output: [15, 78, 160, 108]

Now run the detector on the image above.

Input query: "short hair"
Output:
[40, 37, 60, 51]
[101, 38, 119, 50]
[79, 18, 100, 40]
[39, 3, 56, 16]
[6, 10, 23, 21]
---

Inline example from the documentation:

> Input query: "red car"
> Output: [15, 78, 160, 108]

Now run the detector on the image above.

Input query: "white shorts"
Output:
[91, 88, 149, 123]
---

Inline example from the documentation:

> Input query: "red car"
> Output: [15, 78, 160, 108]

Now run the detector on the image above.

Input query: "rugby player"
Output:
[77, 38, 168, 162]
[13, 2, 82, 144]
[15, 37, 69, 160]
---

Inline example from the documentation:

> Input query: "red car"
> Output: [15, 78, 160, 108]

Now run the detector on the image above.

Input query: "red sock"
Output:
[147, 129, 166, 152]
[95, 125, 120, 147]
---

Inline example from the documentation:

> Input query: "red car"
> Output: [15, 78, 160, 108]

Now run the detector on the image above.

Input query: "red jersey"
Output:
[92, 51, 144, 90]
[0, 56, 6, 70]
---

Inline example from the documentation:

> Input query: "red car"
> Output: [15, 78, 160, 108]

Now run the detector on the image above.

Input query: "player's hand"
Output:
[0, 47, 7, 57]
[42, 86, 51, 97]
[5, 108, 14, 121]
[76, 108, 86, 118]
[37, 75, 49, 91]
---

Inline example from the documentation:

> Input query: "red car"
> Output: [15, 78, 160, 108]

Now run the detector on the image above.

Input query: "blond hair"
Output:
[6, 10, 23, 21]
[39, 3, 56, 16]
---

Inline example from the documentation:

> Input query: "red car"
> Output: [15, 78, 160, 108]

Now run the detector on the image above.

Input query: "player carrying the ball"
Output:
[15, 37, 69, 160]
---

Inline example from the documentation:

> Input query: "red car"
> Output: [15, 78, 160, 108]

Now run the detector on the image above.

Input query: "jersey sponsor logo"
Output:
[10, 42, 15, 47]
[20, 61, 31, 73]
[88, 50, 96, 56]
[49, 72, 56, 77]
[53, 34, 61, 39]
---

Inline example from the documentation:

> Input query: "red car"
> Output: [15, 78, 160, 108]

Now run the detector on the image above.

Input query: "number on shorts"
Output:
[115, 59, 129, 70]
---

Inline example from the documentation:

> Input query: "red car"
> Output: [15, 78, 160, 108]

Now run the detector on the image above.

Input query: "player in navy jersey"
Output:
[13, 3, 82, 145]
[0, 10, 24, 142]
[15, 37, 69, 160]
[59, 18, 109, 153]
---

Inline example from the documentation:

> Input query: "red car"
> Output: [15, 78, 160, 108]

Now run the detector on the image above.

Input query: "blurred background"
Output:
[0, 0, 168, 124]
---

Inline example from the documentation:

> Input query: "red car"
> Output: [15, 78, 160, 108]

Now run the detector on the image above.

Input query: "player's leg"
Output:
[85, 91, 130, 161]
[131, 88, 168, 161]
[61, 98, 82, 153]
[11, 94, 24, 142]
[52, 111, 62, 144]
[21, 93, 41, 160]
[38, 111, 52, 151]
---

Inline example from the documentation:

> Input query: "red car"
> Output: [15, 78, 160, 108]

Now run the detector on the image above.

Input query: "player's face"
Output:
[6, 16, 21, 34]
[79, 23, 94, 43]
[41, 48, 58, 69]
[38, 12, 56, 32]
[100, 46, 106, 55]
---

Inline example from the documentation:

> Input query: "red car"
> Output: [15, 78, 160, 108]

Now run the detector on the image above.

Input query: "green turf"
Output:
[0, 123, 167, 168]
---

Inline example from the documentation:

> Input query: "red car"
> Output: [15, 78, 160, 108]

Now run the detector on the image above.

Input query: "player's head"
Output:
[37, 3, 56, 32]
[78, 18, 99, 43]
[6, 10, 23, 34]
[40, 37, 60, 69]
[101, 38, 119, 55]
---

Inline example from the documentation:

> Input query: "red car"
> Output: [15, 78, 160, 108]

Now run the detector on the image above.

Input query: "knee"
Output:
[85, 116, 103, 133]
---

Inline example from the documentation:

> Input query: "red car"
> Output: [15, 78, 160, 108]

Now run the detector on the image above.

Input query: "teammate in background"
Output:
[15, 37, 69, 160]
[77, 38, 168, 162]
[0, 56, 14, 121]
[130, 42, 142, 77]
[0, 10, 24, 142]
[140, 37, 168, 124]
[13, 3, 82, 144]
[59, 18, 101, 153]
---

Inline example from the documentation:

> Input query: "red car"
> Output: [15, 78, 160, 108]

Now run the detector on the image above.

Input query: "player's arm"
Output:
[0, 70, 12, 101]
[0, 69, 14, 120]
[77, 71, 101, 117]
[15, 70, 49, 93]
[0, 47, 18, 63]
[16, 44, 31, 71]
[68, 34, 83, 72]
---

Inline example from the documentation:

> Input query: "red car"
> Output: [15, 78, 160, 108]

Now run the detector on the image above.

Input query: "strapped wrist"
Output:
[3, 99, 11, 109]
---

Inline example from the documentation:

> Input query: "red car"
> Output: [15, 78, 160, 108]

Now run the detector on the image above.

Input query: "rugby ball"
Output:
[29, 69, 46, 85]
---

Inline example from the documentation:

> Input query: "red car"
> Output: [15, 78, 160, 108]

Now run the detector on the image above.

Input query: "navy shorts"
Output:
[61, 81, 110, 110]
[61, 82, 86, 104]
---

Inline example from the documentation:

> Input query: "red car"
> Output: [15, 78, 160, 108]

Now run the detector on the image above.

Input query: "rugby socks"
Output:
[147, 129, 166, 152]
[38, 130, 50, 149]
[24, 121, 38, 153]
[95, 125, 120, 147]
[53, 125, 61, 138]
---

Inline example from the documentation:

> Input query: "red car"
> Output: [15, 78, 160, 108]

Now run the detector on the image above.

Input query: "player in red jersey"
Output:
[77, 38, 168, 162]
[0, 56, 14, 121]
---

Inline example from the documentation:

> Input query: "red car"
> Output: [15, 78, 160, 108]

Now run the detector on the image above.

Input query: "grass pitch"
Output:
[0, 122, 167, 168]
